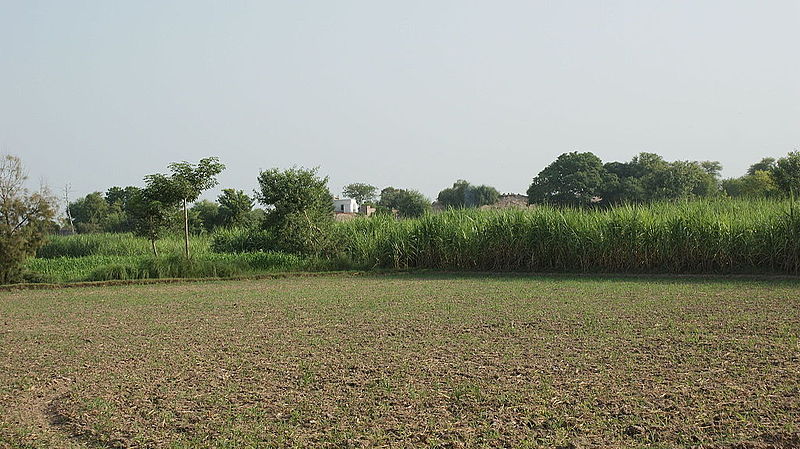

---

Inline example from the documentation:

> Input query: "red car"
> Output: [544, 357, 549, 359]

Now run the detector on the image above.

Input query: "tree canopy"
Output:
[217, 189, 254, 228]
[342, 183, 377, 205]
[437, 180, 500, 208]
[528, 151, 724, 206]
[378, 187, 430, 217]
[255, 167, 334, 254]
[773, 152, 800, 195]
[1, 155, 57, 283]
[527, 152, 606, 206]
[145, 157, 225, 257]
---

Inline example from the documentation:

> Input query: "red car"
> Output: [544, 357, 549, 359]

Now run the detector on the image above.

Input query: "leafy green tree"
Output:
[471, 185, 501, 208]
[700, 161, 723, 178]
[723, 170, 780, 198]
[600, 153, 721, 203]
[527, 152, 606, 206]
[437, 180, 500, 208]
[378, 187, 430, 217]
[217, 189, 254, 228]
[0, 155, 57, 284]
[342, 183, 377, 205]
[68, 192, 109, 233]
[437, 180, 470, 208]
[190, 200, 221, 233]
[244, 208, 267, 228]
[629, 152, 670, 177]
[255, 167, 333, 255]
[747, 157, 777, 176]
[599, 161, 646, 204]
[129, 175, 182, 256]
[149, 157, 225, 258]
[104, 186, 141, 232]
[643, 160, 720, 200]
[772, 151, 800, 195]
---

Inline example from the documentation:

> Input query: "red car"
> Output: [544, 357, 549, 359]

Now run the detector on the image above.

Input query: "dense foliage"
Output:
[437, 180, 500, 208]
[342, 183, 378, 205]
[334, 199, 800, 274]
[377, 187, 430, 217]
[0, 155, 58, 284]
[527, 152, 723, 206]
[528, 152, 607, 205]
[255, 166, 334, 255]
[18, 150, 800, 283]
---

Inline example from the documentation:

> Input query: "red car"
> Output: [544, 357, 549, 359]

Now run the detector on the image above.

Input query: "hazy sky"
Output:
[2, 1, 799, 203]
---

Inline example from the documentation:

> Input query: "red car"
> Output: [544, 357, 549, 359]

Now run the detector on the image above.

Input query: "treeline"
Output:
[63, 151, 800, 239]
[59, 150, 800, 255]
[0, 152, 800, 282]
[528, 151, 800, 206]
[67, 187, 263, 235]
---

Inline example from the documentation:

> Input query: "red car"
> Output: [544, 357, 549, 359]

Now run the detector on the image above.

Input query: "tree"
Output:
[0, 155, 57, 284]
[68, 192, 110, 233]
[772, 152, 800, 195]
[149, 157, 225, 258]
[471, 185, 501, 208]
[599, 161, 646, 204]
[104, 186, 141, 232]
[437, 180, 499, 208]
[255, 167, 333, 255]
[342, 183, 377, 205]
[597, 153, 722, 204]
[217, 189, 253, 228]
[378, 187, 430, 217]
[747, 157, 777, 176]
[723, 170, 779, 198]
[527, 152, 606, 206]
[437, 180, 470, 208]
[700, 161, 723, 178]
[643, 160, 720, 200]
[106, 186, 141, 210]
[190, 200, 221, 233]
[129, 176, 181, 256]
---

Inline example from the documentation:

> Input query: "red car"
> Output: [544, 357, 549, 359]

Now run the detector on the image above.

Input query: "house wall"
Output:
[334, 199, 358, 213]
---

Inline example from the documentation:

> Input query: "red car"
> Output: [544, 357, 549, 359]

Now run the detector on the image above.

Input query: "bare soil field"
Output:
[1, 274, 799, 448]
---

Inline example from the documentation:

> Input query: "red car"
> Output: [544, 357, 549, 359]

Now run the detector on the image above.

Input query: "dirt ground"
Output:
[1, 274, 798, 448]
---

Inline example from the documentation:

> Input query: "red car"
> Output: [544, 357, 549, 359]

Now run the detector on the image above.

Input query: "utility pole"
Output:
[63, 183, 75, 234]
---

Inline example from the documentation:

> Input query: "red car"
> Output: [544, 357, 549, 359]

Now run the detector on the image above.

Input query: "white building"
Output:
[333, 198, 359, 213]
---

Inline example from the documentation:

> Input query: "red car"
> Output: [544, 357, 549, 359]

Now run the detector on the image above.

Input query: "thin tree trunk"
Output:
[151, 239, 158, 257]
[183, 198, 190, 259]
[63, 184, 75, 234]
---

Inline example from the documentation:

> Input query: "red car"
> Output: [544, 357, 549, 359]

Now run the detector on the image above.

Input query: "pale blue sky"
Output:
[2, 1, 798, 202]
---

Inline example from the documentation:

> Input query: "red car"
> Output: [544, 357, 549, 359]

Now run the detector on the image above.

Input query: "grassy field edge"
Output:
[6, 268, 800, 293]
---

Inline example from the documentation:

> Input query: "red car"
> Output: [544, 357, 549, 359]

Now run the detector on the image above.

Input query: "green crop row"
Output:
[25, 252, 307, 283]
[333, 198, 800, 274]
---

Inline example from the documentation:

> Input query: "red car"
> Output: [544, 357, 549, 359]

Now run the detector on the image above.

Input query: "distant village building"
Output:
[333, 198, 358, 213]
[359, 204, 376, 217]
[431, 201, 446, 212]
[480, 194, 530, 210]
